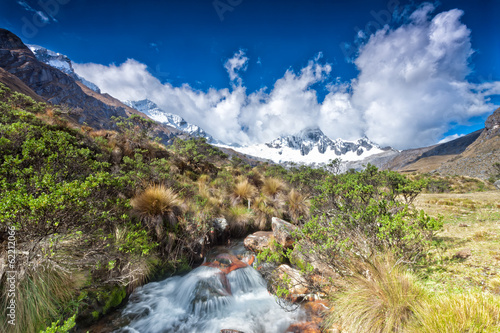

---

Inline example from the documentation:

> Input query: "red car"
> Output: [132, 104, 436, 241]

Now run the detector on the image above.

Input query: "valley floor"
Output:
[414, 191, 500, 294]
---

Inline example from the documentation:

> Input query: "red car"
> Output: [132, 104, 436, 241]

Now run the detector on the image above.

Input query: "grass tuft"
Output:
[328, 254, 426, 333]
[286, 188, 310, 224]
[262, 177, 285, 198]
[0, 265, 77, 333]
[409, 292, 500, 333]
[231, 180, 257, 208]
[130, 184, 183, 237]
[226, 205, 254, 236]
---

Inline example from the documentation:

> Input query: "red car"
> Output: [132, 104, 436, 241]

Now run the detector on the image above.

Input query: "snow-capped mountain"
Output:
[123, 99, 215, 142]
[27, 45, 101, 93]
[221, 127, 387, 164]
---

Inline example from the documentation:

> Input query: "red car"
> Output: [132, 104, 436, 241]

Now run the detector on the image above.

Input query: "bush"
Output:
[294, 165, 441, 276]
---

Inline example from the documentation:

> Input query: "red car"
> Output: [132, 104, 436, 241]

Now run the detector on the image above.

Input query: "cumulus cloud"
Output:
[74, 5, 500, 149]
[320, 3, 499, 148]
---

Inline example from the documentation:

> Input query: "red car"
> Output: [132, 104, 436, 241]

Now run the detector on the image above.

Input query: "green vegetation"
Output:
[1, 83, 498, 332]
[0, 83, 311, 331]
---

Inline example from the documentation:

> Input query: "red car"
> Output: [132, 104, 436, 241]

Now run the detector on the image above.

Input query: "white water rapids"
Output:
[115, 252, 303, 333]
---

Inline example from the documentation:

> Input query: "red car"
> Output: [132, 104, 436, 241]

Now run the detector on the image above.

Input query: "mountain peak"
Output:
[123, 99, 215, 142]
[0, 29, 30, 51]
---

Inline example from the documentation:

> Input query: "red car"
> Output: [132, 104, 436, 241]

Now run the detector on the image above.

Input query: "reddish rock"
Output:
[202, 253, 248, 275]
[272, 217, 296, 249]
[286, 322, 321, 333]
[243, 231, 273, 252]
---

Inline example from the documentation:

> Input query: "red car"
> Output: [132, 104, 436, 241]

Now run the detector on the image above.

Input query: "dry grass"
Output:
[262, 177, 285, 198]
[329, 254, 426, 333]
[231, 180, 257, 207]
[0, 264, 78, 333]
[286, 189, 310, 224]
[130, 184, 183, 237]
[252, 196, 277, 230]
[408, 292, 500, 333]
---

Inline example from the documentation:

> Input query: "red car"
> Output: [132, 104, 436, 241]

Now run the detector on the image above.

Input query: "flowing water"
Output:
[114, 245, 303, 333]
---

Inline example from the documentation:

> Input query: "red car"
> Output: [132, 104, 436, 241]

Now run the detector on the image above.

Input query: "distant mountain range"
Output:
[1, 28, 499, 179]
[218, 127, 390, 164]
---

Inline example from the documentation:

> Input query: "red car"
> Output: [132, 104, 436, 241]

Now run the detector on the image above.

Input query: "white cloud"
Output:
[438, 133, 464, 144]
[325, 5, 499, 148]
[17, 1, 53, 23]
[74, 6, 500, 149]
[224, 50, 248, 85]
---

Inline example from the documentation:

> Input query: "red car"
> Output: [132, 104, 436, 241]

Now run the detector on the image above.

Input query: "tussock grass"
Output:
[130, 184, 183, 238]
[252, 196, 276, 230]
[329, 254, 426, 333]
[231, 180, 257, 207]
[131, 184, 181, 218]
[409, 292, 500, 333]
[286, 188, 310, 224]
[262, 177, 285, 198]
[0, 265, 77, 333]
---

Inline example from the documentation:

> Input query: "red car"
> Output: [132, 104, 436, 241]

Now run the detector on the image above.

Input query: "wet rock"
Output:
[277, 264, 309, 295]
[271, 217, 296, 249]
[212, 217, 230, 243]
[243, 231, 273, 252]
[454, 248, 472, 259]
[286, 322, 321, 333]
[202, 253, 248, 275]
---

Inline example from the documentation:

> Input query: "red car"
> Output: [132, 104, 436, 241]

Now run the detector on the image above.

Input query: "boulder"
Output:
[271, 217, 296, 249]
[212, 217, 230, 243]
[277, 264, 309, 295]
[243, 231, 273, 252]
[494, 180, 500, 190]
[202, 253, 248, 275]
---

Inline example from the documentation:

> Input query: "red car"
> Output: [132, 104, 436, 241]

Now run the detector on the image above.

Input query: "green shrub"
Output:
[294, 165, 441, 275]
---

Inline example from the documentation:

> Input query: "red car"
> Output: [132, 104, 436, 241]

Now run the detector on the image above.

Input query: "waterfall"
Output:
[115, 251, 303, 333]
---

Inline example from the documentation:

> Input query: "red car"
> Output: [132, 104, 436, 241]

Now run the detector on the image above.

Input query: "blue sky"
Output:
[1, 0, 499, 148]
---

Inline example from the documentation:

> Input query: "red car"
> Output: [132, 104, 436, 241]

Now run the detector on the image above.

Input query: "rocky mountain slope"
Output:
[348, 108, 499, 179]
[435, 108, 500, 179]
[0, 28, 184, 144]
[28, 44, 101, 93]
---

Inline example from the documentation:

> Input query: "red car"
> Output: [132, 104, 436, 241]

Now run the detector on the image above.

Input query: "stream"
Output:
[113, 242, 304, 333]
